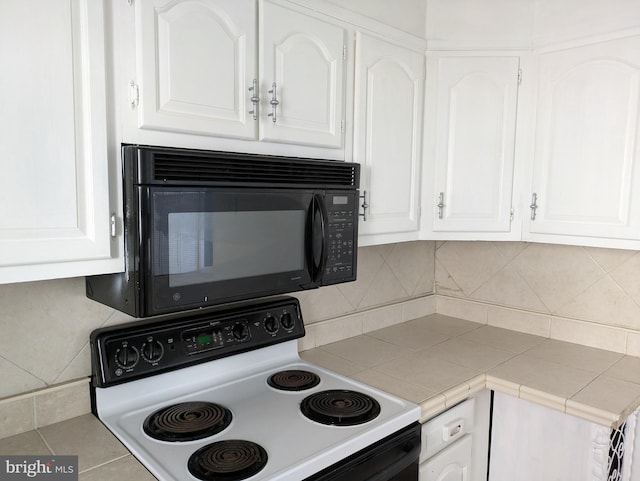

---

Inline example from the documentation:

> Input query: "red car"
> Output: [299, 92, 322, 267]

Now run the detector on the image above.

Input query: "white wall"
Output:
[326, 0, 427, 38]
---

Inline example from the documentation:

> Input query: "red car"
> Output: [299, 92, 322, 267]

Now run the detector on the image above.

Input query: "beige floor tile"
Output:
[351, 369, 437, 404]
[318, 336, 410, 368]
[570, 376, 640, 415]
[408, 314, 482, 338]
[459, 325, 545, 353]
[525, 339, 623, 374]
[0, 430, 51, 455]
[38, 414, 128, 472]
[604, 356, 640, 384]
[375, 351, 481, 393]
[424, 338, 515, 371]
[366, 322, 449, 351]
[79, 455, 157, 480]
[488, 354, 597, 399]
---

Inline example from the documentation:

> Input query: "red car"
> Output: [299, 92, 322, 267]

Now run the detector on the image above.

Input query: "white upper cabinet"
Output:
[424, 55, 520, 238]
[0, 0, 120, 284]
[135, 0, 257, 140]
[524, 36, 640, 248]
[354, 33, 425, 244]
[130, 0, 346, 150]
[260, 2, 346, 147]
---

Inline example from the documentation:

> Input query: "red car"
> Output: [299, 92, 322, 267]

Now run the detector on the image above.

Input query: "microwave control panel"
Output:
[323, 192, 357, 283]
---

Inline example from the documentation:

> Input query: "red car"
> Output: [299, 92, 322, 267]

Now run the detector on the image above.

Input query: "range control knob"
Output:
[115, 346, 139, 369]
[141, 340, 164, 363]
[264, 315, 279, 334]
[280, 312, 295, 330]
[231, 323, 249, 342]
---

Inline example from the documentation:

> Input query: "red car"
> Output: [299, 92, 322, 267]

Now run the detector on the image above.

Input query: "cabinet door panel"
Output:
[420, 435, 472, 481]
[489, 393, 608, 481]
[527, 36, 640, 241]
[354, 33, 424, 237]
[136, 0, 256, 139]
[0, 0, 116, 282]
[432, 56, 519, 233]
[260, 2, 345, 148]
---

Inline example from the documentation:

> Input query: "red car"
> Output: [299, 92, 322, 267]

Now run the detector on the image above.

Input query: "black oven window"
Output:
[165, 210, 305, 287]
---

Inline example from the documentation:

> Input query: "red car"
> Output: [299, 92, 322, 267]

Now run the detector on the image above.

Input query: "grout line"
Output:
[77, 454, 131, 474]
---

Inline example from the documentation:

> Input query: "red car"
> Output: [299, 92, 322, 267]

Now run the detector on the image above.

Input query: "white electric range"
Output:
[90, 297, 420, 481]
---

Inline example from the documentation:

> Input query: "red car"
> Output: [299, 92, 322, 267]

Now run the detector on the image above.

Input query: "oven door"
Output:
[142, 187, 323, 315]
[305, 423, 421, 481]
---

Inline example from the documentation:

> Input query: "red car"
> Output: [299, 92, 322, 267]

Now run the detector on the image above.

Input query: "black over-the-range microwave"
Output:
[86, 145, 360, 317]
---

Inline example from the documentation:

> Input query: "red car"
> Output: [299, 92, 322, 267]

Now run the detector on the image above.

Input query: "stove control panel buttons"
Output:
[115, 345, 139, 370]
[230, 322, 250, 342]
[91, 297, 306, 387]
[263, 315, 279, 335]
[280, 312, 295, 331]
[141, 339, 164, 364]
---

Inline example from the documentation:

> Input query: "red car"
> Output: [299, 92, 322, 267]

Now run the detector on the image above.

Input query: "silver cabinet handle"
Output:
[248, 78, 260, 120]
[530, 193, 538, 221]
[359, 190, 369, 221]
[437, 192, 445, 219]
[267, 82, 279, 123]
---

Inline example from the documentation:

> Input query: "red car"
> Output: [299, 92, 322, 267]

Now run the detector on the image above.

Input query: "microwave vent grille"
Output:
[152, 152, 358, 188]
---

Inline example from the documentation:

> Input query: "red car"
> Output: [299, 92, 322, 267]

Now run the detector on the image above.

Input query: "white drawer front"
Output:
[421, 398, 475, 461]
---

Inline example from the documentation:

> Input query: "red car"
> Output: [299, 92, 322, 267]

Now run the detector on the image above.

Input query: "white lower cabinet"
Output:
[489, 392, 615, 481]
[420, 435, 472, 481]
[419, 391, 491, 481]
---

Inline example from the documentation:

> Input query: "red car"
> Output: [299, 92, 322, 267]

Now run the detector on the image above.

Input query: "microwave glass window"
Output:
[166, 210, 305, 287]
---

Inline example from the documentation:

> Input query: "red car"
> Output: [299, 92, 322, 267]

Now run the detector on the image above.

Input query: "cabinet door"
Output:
[135, 0, 257, 139]
[430, 56, 520, 233]
[525, 36, 640, 245]
[260, 2, 346, 148]
[354, 33, 425, 240]
[489, 392, 609, 481]
[420, 435, 472, 481]
[0, 0, 118, 283]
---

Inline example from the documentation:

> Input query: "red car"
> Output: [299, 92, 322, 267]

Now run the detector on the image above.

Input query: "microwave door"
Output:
[146, 188, 315, 314]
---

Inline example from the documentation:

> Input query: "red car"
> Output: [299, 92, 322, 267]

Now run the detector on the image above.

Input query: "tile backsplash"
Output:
[5, 238, 640, 437]
[435, 241, 640, 351]
[0, 241, 435, 401]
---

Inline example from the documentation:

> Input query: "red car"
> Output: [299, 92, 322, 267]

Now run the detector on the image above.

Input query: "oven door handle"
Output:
[363, 437, 420, 481]
[311, 193, 328, 283]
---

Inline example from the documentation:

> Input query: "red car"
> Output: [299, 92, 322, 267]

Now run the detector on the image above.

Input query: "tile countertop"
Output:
[301, 314, 640, 427]
[2, 313, 640, 480]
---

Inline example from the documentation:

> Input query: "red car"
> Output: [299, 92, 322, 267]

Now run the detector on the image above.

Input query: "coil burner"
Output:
[267, 370, 321, 391]
[188, 439, 268, 481]
[143, 401, 232, 442]
[300, 389, 381, 426]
